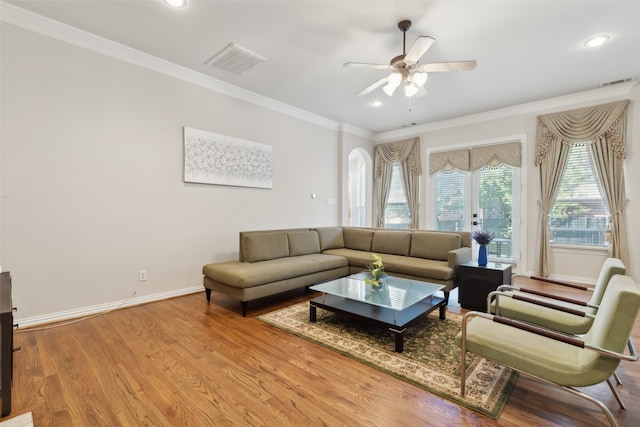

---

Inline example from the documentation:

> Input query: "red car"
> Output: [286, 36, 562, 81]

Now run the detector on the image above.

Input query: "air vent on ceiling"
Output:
[205, 43, 266, 76]
[600, 77, 632, 87]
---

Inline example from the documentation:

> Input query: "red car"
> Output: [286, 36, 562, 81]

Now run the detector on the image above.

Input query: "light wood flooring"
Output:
[2, 277, 639, 426]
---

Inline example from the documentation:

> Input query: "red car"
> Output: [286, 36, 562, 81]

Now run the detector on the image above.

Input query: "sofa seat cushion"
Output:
[322, 250, 454, 281]
[203, 254, 348, 288]
[381, 255, 454, 281]
[322, 248, 376, 268]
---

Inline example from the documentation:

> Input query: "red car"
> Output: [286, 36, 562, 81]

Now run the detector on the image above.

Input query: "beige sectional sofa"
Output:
[203, 226, 472, 316]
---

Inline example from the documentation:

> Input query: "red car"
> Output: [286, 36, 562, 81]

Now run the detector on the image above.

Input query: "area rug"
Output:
[258, 301, 518, 419]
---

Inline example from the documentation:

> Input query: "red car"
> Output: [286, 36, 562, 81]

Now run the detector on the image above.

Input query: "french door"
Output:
[434, 164, 520, 263]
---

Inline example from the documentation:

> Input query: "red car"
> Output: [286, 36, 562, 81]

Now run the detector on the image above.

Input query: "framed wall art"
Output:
[183, 127, 272, 189]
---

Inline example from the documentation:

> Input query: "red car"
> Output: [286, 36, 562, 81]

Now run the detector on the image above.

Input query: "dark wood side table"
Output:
[457, 261, 512, 311]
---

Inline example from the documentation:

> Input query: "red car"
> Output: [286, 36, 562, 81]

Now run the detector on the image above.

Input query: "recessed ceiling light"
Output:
[370, 100, 383, 107]
[584, 35, 609, 48]
[164, 0, 187, 8]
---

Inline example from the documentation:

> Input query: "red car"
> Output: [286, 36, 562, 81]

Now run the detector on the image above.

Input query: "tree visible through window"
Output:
[549, 143, 609, 246]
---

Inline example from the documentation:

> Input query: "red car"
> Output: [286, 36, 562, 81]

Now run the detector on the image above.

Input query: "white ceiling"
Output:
[5, 0, 640, 133]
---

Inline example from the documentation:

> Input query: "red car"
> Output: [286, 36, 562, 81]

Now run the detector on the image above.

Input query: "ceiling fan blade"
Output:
[344, 62, 394, 71]
[356, 77, 389, 96]
[418, 60, 477, 72]
[404, 36, 435, 65]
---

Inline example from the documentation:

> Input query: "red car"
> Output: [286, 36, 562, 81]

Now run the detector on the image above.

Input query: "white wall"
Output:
[1, 24, 350, 322]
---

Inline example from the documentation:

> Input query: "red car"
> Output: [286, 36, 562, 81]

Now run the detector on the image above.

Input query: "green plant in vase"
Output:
[364, 253, 386, 287]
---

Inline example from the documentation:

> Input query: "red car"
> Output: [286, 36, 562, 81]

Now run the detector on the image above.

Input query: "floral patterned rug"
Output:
[258, 301, 517, 420]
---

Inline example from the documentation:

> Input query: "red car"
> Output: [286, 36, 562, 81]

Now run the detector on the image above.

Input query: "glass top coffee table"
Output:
[309, 274, 446, 353]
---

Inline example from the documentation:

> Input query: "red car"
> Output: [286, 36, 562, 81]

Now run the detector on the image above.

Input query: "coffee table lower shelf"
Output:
[309, 294, 446, 353]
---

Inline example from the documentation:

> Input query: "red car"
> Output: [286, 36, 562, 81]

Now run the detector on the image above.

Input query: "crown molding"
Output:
[1, 2, 371, 138]
[339, 123, 375, 139]
[4, 2, 634, 143]
[375, 81, 637, 141]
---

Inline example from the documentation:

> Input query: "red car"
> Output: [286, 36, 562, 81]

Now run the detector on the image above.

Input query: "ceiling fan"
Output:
[344, 20, 477, 97]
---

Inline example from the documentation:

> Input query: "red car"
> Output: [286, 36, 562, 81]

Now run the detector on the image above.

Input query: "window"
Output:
[384, 164, 410, 229]
[348, 150, 367, 227]
[476, 164, 517, 259]
[549, 143, 608, 246]
[434, 169, 466, 231]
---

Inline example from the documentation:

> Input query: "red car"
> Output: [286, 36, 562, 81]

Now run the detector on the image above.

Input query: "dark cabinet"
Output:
[1, 271, 15, 417]
[458, 261, 512, 311]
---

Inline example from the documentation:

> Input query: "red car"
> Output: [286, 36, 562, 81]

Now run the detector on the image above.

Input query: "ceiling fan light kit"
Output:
[345, 19, 476, 98]
[164, 0, 187, 8]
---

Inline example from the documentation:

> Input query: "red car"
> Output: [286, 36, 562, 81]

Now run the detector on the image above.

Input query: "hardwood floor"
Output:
[2, 277, 639, 426]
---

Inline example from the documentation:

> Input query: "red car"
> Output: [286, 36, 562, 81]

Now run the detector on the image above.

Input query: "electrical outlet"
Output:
[139, 270, 148, 282]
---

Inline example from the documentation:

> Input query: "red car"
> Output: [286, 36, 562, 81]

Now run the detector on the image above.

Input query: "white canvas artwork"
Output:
[183, 127, 273, 189]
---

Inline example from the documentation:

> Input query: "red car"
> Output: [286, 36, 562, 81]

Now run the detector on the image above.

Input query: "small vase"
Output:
[478, 245, 488, 266]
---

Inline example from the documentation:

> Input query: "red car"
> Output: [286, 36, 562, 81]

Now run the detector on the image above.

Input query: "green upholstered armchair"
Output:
[456, 274, 639, 427]
[487, 258, 628, 389]
[487, 258, 625, 335]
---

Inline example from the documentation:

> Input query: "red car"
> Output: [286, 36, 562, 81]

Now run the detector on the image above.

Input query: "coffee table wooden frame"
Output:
[309, 292, 446, 353]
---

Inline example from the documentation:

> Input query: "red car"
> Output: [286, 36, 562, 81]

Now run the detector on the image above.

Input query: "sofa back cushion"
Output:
[410, 232, 461, 261]
[343, 228, 374, 251]
[287, 231, 321, 256]
[242, 232, 290, 262]
[315, 227, 345, 251]
[372, 230, 412, 256]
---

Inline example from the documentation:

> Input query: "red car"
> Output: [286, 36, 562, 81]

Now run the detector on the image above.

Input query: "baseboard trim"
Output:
[0, 412, 34, 427]
[15, 286, 203, 329]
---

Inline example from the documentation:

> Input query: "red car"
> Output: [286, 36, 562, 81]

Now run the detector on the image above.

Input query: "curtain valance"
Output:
[429, 149, 470, 174]
[535, 100, 629, 165]
[471, 141, 521, 170]
[429, 141, 521, 175]
[375, 137, 421, 178]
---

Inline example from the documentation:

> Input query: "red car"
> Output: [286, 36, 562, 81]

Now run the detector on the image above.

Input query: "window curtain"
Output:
[374, 137, 421, 228]
[535, 100, 630, 276]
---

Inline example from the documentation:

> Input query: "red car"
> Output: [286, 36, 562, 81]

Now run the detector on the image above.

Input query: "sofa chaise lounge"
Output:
[202, 226, 472, 316]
